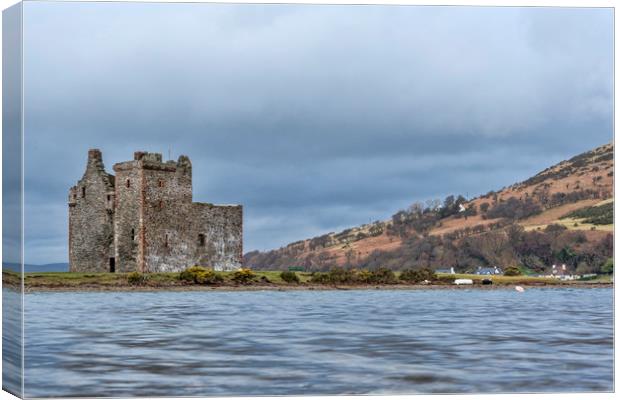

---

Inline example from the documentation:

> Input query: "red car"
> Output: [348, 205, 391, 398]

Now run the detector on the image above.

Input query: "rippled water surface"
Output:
[23, 288, 613, 397]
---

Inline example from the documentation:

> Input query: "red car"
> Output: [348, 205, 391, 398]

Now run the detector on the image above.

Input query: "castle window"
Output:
[81, 187, 86, 198]
[165, 234, 169, 247]
[107, 195, 111, 201]
[131, 228, 135, 241]
[158, 179, 165, 188]
[126, 179, 131, 188]
[198, 234, 205, 247]
[159, 200, 164, 210]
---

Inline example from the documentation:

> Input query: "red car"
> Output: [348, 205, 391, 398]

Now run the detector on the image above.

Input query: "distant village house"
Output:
[475, 266, 503, 275]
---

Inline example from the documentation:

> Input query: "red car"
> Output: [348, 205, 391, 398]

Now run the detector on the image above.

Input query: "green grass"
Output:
[4, 270, 181, 288]
[26, 271, 143, 287]
[4, 269, 610, 289]
[5, 269, 317, 288]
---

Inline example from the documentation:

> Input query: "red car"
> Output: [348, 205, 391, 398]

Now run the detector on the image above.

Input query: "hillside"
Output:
[3, 262, 70, 273]
[244, 143, 613, 274]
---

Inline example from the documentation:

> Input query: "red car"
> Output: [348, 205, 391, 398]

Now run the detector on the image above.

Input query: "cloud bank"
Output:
[21, 3, 612, 264]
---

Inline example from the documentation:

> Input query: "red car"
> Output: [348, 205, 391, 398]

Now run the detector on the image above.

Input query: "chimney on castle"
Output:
[85, 149, 105, 173]
[88, 148, 102, 162]
[177, 155, 192, 174]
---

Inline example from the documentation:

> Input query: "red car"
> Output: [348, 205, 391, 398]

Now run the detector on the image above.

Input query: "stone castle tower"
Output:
[68, 149, 243, 273]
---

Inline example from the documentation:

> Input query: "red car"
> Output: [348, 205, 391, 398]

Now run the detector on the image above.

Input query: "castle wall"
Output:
[141, 202, 243, 272]
[112, 160, 142, 273]
[70, 150, 243, 273]
[189, 204, 243, 271]
[140, 156, 194, 272]
[68, 149, 115, 272]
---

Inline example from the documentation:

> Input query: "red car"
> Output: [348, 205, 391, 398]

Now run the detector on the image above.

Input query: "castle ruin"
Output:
[68, 149, 243, 273]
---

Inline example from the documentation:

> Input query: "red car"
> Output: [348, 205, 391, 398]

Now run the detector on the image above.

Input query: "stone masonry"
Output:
[68, 149, 243, 272]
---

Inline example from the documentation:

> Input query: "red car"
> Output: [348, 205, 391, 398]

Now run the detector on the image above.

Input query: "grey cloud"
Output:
[18, 3, 612, 264]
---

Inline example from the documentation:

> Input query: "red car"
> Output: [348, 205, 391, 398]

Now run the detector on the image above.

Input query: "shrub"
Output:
[356, 269, 373, 283]
[399, 269, 417, 282]
[280, 271, 300, 284]
[232, 268, 256, 284]
[602, 258, 613, 274]
[310, 272, 331, 284]
[368, 267, 397, 284]
[327, 267, 358, 284]
[179, 266, 223, 285]
[545, 224, 567, 233]
[576, 262, 595, 275]
[310, 267, 397, 285]
[417, 268, 437, 281]
[127, 271, 148, 286]
[309, 268, 361, 284]
[195, 270, 224, 285]
[400, 268, 437, 283]
[486, 197, 542, 220]
[504, 266, 522, 276]
[179, 266, 209, 283]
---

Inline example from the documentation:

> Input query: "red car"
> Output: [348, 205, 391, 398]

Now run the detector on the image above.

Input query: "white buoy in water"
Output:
[515, 286, 525, 292]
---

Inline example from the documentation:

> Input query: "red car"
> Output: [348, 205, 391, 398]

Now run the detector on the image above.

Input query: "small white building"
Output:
[475, 266, 503, 275]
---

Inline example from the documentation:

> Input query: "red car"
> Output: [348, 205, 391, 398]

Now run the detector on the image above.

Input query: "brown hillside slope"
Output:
[244, 143, 613, 270]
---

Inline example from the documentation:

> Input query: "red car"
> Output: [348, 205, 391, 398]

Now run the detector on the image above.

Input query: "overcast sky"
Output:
[20, 2, 612, 264]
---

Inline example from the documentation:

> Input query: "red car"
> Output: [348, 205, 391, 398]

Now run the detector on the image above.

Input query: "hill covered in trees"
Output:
[244, 143, 613, 275]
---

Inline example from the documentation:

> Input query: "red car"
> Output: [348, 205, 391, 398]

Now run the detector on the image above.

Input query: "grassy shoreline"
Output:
[2, 269, 612, 292]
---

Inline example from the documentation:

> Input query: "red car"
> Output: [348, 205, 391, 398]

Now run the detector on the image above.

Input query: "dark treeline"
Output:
[359, 224, 612, 275]
[388, 195, 470, 238]
[244, 189, 612, 273]
[387, 187, 607, 239]
[564, 201, 613, 225]
[245, 223, 612, 275]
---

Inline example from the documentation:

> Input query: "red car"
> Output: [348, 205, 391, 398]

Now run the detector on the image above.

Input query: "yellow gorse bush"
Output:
[179, 265, 223, 284]
[232, 268, 256, 284]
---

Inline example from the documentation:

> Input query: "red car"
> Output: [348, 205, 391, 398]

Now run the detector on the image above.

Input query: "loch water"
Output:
[18, 288, 613, 397]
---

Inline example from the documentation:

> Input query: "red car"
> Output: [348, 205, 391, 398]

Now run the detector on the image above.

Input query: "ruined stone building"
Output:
[68, 149, 243, 273]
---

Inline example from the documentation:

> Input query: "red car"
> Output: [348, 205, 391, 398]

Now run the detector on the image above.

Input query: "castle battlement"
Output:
[68, 149, 243, 273]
